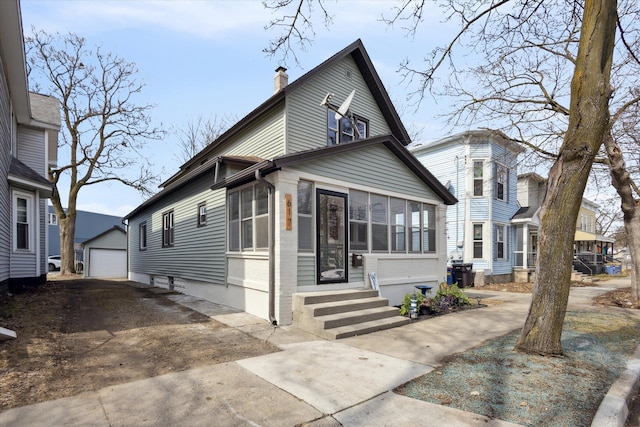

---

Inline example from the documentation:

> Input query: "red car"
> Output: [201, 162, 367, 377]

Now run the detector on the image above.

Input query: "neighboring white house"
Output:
[123, 40, 457, 334]
[515, 172, 616, 280]
[1, 0, 60, 294]
[411, 130, 524, 284]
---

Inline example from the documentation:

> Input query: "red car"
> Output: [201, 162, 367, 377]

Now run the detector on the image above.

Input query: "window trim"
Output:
[349, 190, 369, 252]
[473, 160, 484, 197]
[297, 180, 314, 252]
[139, 221, 147, 250]
[473, 223, 483, 259]
[227, 184, 269, 252]
[326, 108, 369, 146]
[48, 212, 58, 225]
[494, 223, 508, 261]
[14, 191, 34, 252]
[197, 202, 207, 227]
[495, 162, 508, 202]
[162, 210, 174, 247]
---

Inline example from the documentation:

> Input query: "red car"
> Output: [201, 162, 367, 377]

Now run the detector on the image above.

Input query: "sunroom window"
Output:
[228, 184, 269, 251]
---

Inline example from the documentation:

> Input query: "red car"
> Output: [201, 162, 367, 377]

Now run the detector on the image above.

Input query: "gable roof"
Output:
[123, 134, 456, 221]
[163, 39, 410, 189]
[81, 225, 126, 245]
[0, 0, 30, 124]
[211, 134, 458, 205]
[411, 129, 526, 155]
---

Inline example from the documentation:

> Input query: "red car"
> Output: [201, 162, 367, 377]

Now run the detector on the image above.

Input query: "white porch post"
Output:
[523, 223, 529, 269]
[271, 171, 299, 326]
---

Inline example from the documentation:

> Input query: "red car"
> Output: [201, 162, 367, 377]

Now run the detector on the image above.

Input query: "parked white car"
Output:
[48, 255, 61, 272]
[47, 255, 83, 272]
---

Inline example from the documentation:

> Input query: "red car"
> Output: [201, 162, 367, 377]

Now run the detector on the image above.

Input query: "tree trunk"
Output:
[604, 132, 640, 302]
[59, 213, 77, 275]
[514, 0, 616, 356]
[50, 188, 78, 276]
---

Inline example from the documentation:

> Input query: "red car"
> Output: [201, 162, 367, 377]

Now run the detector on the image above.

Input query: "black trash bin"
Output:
[452, 263, 473, 288]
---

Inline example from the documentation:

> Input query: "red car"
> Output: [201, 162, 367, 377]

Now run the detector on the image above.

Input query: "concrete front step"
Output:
[293, 289, 409, 340]
[306, 297, 389, 317]
[320, 306, 402, 329]
[294, 289, 380, 305]
[324, 316, 410, 340]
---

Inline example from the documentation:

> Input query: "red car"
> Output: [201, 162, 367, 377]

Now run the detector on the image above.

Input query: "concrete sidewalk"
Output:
[0, 279, 633, 426]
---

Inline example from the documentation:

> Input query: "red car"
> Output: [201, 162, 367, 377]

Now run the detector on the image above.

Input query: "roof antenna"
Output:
[320, 90, 361, 139]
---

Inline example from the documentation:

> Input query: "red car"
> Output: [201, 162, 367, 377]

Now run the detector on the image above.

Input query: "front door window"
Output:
[317, 190, 348, 284]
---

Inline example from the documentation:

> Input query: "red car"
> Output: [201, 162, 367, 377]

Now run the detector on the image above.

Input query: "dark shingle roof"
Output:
[8, 157, 53, 192]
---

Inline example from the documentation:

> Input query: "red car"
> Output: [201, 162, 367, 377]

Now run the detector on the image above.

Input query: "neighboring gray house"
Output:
[47, 205, 123, 264]
[124, 40, 457, 333]
[411, 130, 524, 283]
[1, 1, 60, 293]
[81, 226, 127, 278]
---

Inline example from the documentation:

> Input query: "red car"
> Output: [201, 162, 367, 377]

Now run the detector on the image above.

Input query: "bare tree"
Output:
[27, 30, 164, 274]
[263, 0, 620, 356]
[174, 114, 237, 164]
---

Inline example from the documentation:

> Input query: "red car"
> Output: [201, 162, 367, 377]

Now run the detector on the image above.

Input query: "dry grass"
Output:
[395, 283, 640, 427]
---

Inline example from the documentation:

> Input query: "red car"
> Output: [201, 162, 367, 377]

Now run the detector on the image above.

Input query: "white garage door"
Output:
[89, 248, 127, 278]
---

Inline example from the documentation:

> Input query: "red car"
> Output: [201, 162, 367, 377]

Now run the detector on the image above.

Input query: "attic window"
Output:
[327, 111, 368, 146]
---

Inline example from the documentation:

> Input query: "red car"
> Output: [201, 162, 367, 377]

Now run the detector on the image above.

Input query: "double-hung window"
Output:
[473, 161, 484, 196]
[495, 163, 508, 201]
[139, 222, 147, 250]
[197, 202, 207, 226]
[48, 213, 57, 225]
[228, 184, 269, 251]
[494, 224, 507, 260]
[15, 194, 31, 251]
[162, 211, 174, 247]
[473, 224, 483, 259]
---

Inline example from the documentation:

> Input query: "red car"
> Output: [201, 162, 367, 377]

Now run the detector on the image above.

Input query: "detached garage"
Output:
[82, 226, 127, 278]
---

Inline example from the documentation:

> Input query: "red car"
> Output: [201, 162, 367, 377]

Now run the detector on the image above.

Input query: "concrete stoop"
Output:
[572, 269, 593, 283]
[293, 289, 409, 340]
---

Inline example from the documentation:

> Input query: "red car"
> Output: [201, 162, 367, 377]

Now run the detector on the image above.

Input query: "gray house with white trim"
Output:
[1, 0, 60, 294]
[124, 40, 456, 332]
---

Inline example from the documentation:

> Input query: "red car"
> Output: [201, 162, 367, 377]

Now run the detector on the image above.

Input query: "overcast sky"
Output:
[21, 0, 468, 217]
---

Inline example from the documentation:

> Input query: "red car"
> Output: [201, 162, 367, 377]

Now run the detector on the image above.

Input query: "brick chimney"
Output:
[274, 66, 288, 94]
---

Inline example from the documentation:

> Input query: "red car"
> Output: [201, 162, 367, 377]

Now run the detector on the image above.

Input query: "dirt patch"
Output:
[593, 287, 640, 309]
[0, 277, 279, 411]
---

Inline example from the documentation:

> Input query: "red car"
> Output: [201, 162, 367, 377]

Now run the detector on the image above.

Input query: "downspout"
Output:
[255, 169, 277, 325]
[213, 157, 221, 184]
[122, 219, 129, 281]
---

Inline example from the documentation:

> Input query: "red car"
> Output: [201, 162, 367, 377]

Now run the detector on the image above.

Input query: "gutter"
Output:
[255, 169, 277, 325]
